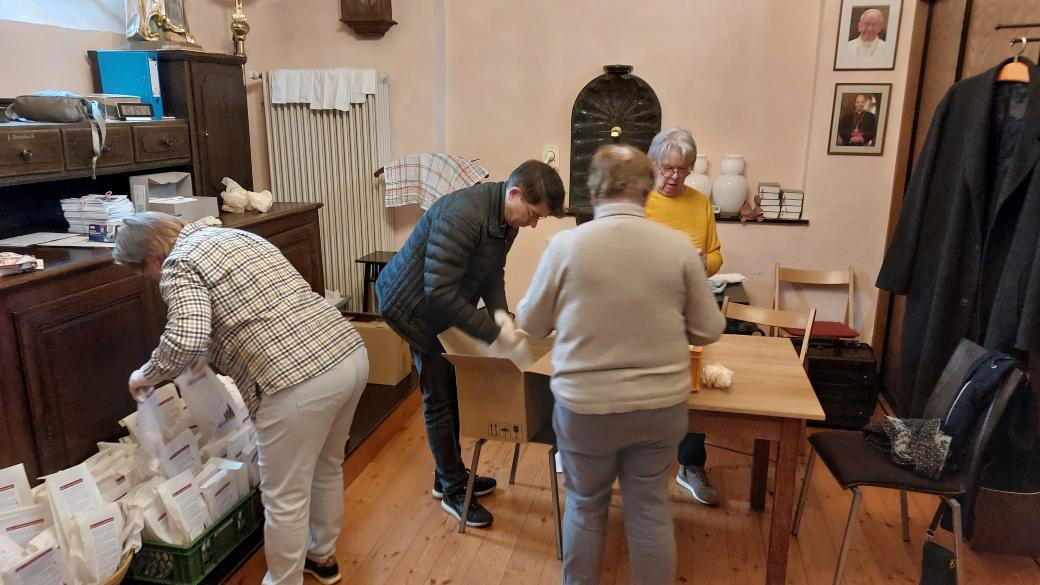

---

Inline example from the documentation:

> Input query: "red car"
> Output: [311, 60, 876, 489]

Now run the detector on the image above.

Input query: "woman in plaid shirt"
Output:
[115, 212, 366, 585]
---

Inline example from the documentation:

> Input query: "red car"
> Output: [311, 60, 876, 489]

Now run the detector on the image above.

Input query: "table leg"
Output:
[750, 439, 770, 511]
[765, 418, 802, 585]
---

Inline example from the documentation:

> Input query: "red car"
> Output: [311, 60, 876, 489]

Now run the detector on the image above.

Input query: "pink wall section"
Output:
[1, 0, 914, 340]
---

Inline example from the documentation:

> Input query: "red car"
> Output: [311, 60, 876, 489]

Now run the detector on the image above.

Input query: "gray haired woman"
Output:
[114, 212, 367, 585]
[517, 145, 725, 585]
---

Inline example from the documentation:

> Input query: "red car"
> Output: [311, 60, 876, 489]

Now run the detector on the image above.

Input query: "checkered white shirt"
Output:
[141, 221, 363, 414]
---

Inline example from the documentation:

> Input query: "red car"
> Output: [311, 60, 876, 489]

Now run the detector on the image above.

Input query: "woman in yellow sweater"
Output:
[645, 126, 723, 506]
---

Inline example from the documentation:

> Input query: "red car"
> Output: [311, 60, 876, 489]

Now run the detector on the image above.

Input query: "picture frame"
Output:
[834, 0, 902, 70]
[828, 83, 891, 156]
[117, 102, 155, 120]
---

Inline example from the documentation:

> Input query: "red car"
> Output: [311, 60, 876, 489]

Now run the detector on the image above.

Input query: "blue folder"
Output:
[95, 50, 164, 120]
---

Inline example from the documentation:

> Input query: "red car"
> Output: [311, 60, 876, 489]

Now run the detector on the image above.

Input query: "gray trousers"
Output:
[553, 402, 688, 585]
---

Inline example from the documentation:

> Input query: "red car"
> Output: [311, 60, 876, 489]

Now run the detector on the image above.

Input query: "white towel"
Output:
[270, 68, 382, 112]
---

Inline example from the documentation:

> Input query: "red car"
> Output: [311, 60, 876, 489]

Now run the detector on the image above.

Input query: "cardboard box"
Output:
[348, 316, 413, 386]
[441, 330, 555, 443]
[130, 172, 219, 223]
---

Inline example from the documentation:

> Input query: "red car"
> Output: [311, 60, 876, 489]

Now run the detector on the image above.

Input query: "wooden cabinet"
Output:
[0, 203, 324, 481]
[157, 51, 253, 198]
[63, 126, 134, 170]
[0, 128, 64, 178]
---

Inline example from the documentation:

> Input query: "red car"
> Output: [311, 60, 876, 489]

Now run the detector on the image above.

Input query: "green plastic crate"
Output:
[129, 490, 262, 585]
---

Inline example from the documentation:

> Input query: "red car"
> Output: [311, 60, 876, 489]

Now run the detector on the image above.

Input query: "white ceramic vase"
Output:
[685, 154, 712, 197]
[712, 155, 748, 214]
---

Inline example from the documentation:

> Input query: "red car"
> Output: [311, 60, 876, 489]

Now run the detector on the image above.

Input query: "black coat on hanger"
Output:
[877, 57, 1040, 417]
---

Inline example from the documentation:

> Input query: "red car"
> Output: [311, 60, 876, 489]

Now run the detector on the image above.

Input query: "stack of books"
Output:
[781, 190, 804, 220]
[757, 182, 783, 218]
[60, 193, 135, 234]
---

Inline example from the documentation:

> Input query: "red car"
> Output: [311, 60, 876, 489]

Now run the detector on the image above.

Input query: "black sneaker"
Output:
[431, 473, 497, 499]
[303, 556, 341, 585]
[440, 490, 493, 527]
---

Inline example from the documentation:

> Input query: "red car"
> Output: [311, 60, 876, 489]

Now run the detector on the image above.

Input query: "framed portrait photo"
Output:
[834, 0, 902, 70]
[828, 84, 891, 156]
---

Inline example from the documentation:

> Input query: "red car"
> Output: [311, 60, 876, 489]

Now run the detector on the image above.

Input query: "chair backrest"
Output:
[921, 339, 1025, 489]
[722, 297, 816, 368]
[773, 264, 855, 328]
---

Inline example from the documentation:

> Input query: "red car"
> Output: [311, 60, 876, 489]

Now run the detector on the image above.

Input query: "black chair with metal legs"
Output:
[458, 426, 564, 561]
[791, 339, 1024, 585]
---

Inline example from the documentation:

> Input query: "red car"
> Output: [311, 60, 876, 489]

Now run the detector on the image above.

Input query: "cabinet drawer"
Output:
[0, 129, 64, 178]
[63, 126, 133, 170]
[132, 124, 190, 162]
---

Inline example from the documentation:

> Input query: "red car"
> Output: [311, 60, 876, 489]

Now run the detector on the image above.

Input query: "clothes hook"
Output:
[1010, 36, 1028, 60]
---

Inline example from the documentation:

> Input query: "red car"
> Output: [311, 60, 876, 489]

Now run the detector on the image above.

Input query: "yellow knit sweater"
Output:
[645, 187, 723, 276]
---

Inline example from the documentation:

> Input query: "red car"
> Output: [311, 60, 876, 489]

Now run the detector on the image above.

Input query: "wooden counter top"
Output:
[0, 202, 322, 292]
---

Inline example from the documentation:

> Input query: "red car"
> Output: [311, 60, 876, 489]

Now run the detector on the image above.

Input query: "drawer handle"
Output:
[20, 149, 33, 161]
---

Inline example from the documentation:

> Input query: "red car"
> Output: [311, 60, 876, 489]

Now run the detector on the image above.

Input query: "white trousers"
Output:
[254, 348, 368, 585]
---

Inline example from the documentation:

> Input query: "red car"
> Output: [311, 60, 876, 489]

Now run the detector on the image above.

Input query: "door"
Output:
[14, 277, 161, 474]
[878, 0, 1040, 414]
[191, 61, 253, 198]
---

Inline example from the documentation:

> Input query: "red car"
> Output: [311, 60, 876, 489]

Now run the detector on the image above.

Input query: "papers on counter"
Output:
[0, 233, 70, 247]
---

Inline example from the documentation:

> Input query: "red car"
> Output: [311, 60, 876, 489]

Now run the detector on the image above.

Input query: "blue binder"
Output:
[95, 50, 164, 120]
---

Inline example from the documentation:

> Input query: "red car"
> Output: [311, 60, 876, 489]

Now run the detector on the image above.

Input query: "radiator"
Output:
[262, 71, 393, 313]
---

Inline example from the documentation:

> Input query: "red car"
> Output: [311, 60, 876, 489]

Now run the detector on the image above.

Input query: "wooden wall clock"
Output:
[569, 65, 662, 223]
[341, 0, 397, 38]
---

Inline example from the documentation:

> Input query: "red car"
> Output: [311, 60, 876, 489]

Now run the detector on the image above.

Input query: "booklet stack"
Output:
[757, 182, 783, 219]
[59, 193, 135, 235]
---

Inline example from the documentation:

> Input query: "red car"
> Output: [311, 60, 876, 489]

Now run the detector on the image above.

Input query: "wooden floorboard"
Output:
[230, 410, 1040, 585]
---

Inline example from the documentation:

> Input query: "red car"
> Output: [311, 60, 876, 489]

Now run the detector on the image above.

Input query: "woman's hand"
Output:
[128, 368, 154, 402]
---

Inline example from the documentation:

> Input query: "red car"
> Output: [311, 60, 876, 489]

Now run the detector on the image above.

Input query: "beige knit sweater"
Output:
[517, 202, 726, 415]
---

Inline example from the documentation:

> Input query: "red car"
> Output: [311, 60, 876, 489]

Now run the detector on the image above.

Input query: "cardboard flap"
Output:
[443, 353, 520, 373]
[143, 171, 190, 185]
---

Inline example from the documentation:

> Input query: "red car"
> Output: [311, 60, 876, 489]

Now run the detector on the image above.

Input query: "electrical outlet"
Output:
[542, 144, 559, 169]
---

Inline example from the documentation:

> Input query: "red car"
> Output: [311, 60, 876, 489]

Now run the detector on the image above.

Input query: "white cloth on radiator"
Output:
[269, 68, 380, 112]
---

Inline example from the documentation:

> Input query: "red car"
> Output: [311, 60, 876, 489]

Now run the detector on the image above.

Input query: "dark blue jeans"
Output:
[411, 349, 469, 495]
[677, 432, 707, 466]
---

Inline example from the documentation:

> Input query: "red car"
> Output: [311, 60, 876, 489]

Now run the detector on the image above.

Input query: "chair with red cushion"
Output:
[773, 264, 858, 339]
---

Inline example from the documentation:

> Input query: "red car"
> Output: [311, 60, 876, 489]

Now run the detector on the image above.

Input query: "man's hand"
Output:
[128, 368, 154, 402]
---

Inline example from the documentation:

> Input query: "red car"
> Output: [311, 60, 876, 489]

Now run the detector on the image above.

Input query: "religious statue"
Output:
[126, 0, 200, 48]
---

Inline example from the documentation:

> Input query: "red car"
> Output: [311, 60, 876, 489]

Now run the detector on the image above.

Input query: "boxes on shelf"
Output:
[345, 313, 413, 386]
[441, 331, 554, 442]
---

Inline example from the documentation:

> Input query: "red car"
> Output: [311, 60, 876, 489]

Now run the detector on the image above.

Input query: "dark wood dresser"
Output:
[0, 203, 325, 482]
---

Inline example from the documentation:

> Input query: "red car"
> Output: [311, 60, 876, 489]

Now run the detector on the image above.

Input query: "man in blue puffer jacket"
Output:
[376, 160, 565, 527]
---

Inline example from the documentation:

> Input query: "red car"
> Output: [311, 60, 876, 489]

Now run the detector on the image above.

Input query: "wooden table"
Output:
[690, 335, 825, 585]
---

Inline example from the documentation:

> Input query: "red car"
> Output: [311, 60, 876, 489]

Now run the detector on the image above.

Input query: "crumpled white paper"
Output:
[220, 177, 274, 213]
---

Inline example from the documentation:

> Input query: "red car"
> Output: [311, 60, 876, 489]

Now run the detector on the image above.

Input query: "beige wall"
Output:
[444, 0, 914, 341]
[2, 0, 912, 340]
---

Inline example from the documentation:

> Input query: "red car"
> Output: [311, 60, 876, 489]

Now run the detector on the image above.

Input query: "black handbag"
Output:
[920, 509, 957, 585]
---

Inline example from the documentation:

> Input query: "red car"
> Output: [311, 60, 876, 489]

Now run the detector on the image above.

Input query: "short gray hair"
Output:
[112, 212, 185, 271]
[587, 144, 655, 201]
[647, 126, 698, 168]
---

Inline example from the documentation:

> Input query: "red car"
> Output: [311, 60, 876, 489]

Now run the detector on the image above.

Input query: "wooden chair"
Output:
[721, 298, 816, 368]
[791, 339, 1025, 585]
[773, 264, 858, 339]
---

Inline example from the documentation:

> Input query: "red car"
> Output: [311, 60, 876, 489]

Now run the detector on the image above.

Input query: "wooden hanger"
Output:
[997, 37, 1031, 83]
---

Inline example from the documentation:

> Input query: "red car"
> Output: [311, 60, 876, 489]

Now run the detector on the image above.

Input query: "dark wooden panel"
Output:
[962, 0, 1040, 78]
[133, 124, 191, 163]
[0, 129, 64, 178]
[190, 60, 252, 197]
[63, 126, 133, 170]
[13, 276, 159, 474]
[265, 221, 326, 294]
